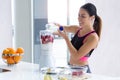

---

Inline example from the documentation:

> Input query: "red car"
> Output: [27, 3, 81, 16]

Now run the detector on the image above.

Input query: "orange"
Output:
[16, 47, 24, 54]
[7, 48, 16, 54]
[13, 56, 22, 63]
[3, 49, 9, 54]
[7, 57, 15, 64]
[2, 49, 9, 59]
[2, 55, 8, 59]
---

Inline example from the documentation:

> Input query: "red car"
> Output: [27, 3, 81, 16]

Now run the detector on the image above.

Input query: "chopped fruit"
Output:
[44, 74, 52, 80]
[72, 71, 83, 76]
[47, 68, 51, 73]
[40, 35, 54, 44]
[16, 47, 24, 54]
[59, 77, 68, 80]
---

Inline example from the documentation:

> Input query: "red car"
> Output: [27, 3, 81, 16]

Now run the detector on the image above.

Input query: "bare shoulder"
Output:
[89, 33, 99, 41]
[84, 32, 99, 43]
[83, 33, 99, 48]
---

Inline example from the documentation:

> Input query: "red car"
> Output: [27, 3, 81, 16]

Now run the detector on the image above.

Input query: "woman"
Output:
[54, 3, 102, 73]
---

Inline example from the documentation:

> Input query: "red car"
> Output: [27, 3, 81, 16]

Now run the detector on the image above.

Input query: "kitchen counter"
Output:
[0, 59, 120, 80]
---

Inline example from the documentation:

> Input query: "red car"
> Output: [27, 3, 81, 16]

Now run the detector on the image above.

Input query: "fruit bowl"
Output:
[2, 47, 24, 65]
[68, 65, 88, 76]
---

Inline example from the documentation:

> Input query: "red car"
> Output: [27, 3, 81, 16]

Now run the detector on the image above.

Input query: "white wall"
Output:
[13, 0, 33, 62]
[86, 0, 120, 77]
[33, 0, 48, 64]
[34, 0, 47, 18]
[0, 0, 12, 57]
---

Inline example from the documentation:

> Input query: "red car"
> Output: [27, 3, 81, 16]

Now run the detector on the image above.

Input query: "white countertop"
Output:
[0, 60, 120, 80]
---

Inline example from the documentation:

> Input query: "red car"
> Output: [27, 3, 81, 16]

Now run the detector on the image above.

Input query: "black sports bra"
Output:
[71, 29, 96, 57]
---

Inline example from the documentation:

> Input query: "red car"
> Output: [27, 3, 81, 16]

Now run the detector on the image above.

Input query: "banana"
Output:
[59, 77, 68, 80]
[44, 74, 52, 80]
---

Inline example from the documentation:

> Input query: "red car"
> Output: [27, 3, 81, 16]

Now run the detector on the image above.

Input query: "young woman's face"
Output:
[78, 8, 94, 27]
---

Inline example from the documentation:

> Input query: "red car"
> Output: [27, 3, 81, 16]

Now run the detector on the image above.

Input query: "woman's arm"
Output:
[63, 25, 79, 33]
[54, 23, 80, 33]
[65, 33, 99, 61]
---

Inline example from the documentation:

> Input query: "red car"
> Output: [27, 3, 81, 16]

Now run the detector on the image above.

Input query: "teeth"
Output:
[44, 74, 52, 80]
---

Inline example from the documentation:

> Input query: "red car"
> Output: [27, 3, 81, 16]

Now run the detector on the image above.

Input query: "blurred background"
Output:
[0, 0, 120, 77]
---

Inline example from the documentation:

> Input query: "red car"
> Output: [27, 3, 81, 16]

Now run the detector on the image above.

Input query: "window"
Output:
[48, 0, 67, 25]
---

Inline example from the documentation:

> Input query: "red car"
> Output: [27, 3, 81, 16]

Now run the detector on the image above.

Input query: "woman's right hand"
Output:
[52, 23, 62, 35]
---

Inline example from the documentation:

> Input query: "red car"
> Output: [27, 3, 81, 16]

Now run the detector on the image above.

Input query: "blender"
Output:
[39, 24, 55, 70]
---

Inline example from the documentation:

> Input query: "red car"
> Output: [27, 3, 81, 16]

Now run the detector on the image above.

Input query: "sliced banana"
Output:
[59, 77, 68, 80]
[44, 74, 52, 80]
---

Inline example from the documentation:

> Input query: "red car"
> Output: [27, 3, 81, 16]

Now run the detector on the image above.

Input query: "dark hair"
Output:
[81, 3, 102, 37]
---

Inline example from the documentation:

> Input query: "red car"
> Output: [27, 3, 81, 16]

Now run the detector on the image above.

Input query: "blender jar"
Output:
[39, 29, 55, 70]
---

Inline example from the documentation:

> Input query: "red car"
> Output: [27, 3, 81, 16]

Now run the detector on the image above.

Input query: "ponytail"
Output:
[93, 15, 102, 38]
[81, 3, 102, 38]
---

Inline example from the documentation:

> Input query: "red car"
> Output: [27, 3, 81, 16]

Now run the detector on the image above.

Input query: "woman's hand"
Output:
[57, 29, 68, 40]
[53, 23, 68, 39]
[52, 23, 64, 35]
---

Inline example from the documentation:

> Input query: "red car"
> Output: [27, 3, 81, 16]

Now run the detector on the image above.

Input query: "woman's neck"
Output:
[81, 25, 94, 32]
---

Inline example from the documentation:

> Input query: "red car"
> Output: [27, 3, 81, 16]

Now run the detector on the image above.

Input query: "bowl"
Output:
[2, 53, 23, 65]
[69, 65, 88, 76]
[2, 47, 24, 65]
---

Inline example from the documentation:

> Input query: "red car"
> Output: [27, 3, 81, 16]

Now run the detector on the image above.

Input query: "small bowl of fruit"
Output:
[2, 47, 24, 65]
